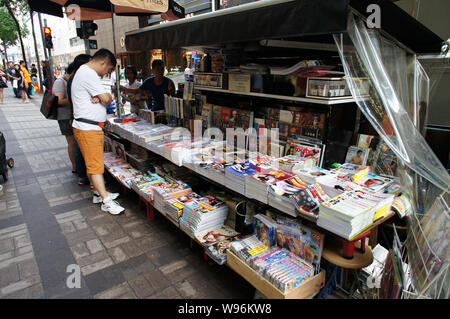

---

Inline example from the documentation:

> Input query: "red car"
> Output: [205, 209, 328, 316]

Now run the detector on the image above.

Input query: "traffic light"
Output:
[43, 27, 53, 49]
[76, 21, 98, 39]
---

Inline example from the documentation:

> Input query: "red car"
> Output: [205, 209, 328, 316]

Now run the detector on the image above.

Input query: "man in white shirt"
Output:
[71, 49, 124, 215]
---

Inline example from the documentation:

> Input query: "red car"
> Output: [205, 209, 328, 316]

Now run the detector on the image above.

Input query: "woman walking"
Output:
[12, 64, 29, 103]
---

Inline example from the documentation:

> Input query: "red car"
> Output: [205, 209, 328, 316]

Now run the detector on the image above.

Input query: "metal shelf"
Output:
[194, 86, 356, 105]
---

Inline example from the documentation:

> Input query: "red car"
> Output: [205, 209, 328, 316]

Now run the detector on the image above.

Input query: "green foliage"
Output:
[0, 7, 19, 47]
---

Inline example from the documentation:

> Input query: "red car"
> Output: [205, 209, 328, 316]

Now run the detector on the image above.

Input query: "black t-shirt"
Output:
[31, 67, 38, 76]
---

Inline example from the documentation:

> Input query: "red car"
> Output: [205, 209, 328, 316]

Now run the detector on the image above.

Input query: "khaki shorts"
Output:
[73, 128, 104, 175]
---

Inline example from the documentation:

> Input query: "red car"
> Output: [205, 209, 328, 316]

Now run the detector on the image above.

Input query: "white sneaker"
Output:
[101, 197, 125, 215]
[93, 191, 119, 204]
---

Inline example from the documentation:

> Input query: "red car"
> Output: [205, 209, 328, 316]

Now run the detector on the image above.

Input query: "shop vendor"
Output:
[120, 59, 176, 112]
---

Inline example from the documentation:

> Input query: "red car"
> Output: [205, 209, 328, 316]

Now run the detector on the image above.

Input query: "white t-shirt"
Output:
[71, 64, 108, 131]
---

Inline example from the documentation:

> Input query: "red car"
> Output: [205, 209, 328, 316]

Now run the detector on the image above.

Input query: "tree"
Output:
[0, 0, 30, 65]
[0, 7, 19, 62]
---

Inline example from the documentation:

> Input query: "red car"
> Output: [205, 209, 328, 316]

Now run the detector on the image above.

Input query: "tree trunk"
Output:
[3, 42, 9, 62]
[29, 8, 43, 93]
[3, 1, 27, 68]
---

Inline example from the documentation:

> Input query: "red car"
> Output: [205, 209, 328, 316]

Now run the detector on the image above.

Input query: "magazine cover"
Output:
[249, 169, 295, 185]
[279, 110, 294, 123]
[372, 140, 398, 177]
[195, 225, 240, 246]
[275, 224, 325, 274]
[356, 172, 394, 193]
[254, 214, 277, 248]
[345, 146, 369, 165]
[287, 138, 325, 167]
[221, 107, 231, 128]
[357, 134, 375, 149]
[212, 104, 222, 128]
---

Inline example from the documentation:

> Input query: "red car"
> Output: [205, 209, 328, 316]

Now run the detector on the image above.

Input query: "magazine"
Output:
[195, 224, 240, 246]
[345, 145, 370, 166]
[357, 134, 376, 149]
[275, 223, 325, 274]
[372, 140, 398, 177]
[286, 137, 325, 167]
[253, 214, 278, 248]
[355, 172, 394, 193]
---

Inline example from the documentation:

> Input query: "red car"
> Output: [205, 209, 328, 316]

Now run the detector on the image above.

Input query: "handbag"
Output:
[40, 89, 59, 119]
[40, 78, 66, 119]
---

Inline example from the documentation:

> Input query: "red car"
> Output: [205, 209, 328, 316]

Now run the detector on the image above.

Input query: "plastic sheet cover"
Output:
[334, 14, 449, 298]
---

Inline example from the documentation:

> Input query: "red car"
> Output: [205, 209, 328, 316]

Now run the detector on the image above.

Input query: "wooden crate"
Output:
[226, 250, 325, 299]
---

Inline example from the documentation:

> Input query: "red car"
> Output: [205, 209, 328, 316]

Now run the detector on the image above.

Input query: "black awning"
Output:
[125, 0, 350, 51]
[125, 0, 443, 54]
[349, 0, 443, 54]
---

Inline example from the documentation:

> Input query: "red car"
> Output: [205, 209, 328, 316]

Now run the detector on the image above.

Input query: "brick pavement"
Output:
[0, 88, 255, 299]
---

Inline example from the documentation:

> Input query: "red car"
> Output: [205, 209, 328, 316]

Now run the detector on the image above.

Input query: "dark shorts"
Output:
[58, 120, 74, 136]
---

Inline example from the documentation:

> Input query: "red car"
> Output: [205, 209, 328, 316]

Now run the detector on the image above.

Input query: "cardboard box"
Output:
[228, 73, 251, 93]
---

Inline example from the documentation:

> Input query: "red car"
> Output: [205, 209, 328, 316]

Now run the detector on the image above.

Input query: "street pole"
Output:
[30, 10, 43, 94]
[42, 18, 55, 87]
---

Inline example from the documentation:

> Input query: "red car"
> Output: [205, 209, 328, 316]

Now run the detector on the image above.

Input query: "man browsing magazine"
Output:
[71, 48, 124, 215]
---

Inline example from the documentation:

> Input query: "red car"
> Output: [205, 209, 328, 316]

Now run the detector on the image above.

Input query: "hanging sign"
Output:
[110, 0, 169, 13]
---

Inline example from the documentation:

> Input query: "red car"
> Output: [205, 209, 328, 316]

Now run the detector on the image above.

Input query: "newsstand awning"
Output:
[125, 0, 443, 54]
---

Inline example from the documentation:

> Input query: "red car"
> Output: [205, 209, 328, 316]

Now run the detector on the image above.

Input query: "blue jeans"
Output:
[10, 81, 20, 98]
[74, 141, 88, 181]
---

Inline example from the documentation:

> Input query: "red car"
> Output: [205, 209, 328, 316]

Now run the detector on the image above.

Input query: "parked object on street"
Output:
[0, 130, 14, 182]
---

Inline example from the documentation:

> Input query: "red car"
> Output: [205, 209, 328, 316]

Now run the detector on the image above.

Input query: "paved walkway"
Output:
[0, 88, 255, 299]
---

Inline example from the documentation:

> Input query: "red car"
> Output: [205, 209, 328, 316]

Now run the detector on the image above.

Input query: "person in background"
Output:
[31, 64, 38, 80]
[67, 54, 92, 187]
[120, 59, 175, 112]
[53, 62, 77, 174]
[19, 61, 33, 99]
[121, 65, 142, 114]
[12, 63, 29, 103]
[0, 65, 8, 104]
[71, 49, 124, 215]
[41, 60, 50, 90]
[6, 61, 20, 98]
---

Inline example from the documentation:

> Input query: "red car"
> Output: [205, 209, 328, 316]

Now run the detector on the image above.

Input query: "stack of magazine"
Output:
[179, 195, 229, 236]
[225, 162, 258, 195]
[268, 176, 309, 217]
[246, 169, 295, 204]
[317, 190, 395, 240]
[152, 179, 192, 214]
[130, 173, 165, 200]
[165, 192, 202, 225]
[271, 155, 313, 173]
[292, 165, 331, 184]
[290, 183, 330, 221]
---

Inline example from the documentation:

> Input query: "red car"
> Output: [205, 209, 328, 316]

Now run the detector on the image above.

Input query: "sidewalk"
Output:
[0, 88, 254, 299]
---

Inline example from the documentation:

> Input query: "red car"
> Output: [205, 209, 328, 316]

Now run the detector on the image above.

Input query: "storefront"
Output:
[101, 0, 449, 299]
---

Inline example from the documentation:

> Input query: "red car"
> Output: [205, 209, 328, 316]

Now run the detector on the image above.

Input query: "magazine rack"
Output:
[226, 250, 325, 299]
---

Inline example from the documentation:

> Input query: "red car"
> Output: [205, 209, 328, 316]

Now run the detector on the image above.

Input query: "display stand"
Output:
[227, 250, 325, 299]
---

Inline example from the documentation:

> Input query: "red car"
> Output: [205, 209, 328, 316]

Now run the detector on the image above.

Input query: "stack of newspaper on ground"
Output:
[317, 190, 395, 240]
[152, 178, 192, 214]
[246, 169, 295, 204]
[225, 162, 258, 195]
[179, 195, 229, 237]
[268, 175, 309, 217]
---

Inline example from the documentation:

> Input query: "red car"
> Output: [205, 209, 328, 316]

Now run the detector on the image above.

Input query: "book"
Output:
[345, 145, 370, 166]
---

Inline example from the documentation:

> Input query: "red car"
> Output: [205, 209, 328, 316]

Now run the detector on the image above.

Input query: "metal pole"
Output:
[43, 18, 55, 86]
[30, 10, 43, 93]
[37, 13, 48, 60]
[111, 4, 122, 119]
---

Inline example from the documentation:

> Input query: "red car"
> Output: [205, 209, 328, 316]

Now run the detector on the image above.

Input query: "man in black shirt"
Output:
[30, 64, 38, 80]
[6, 61, 20, 98]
